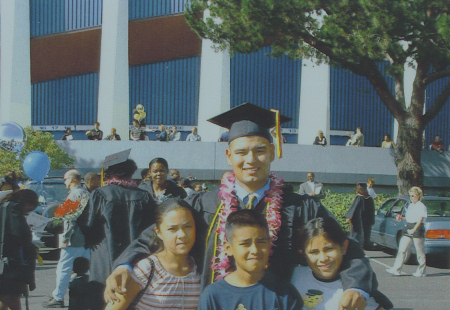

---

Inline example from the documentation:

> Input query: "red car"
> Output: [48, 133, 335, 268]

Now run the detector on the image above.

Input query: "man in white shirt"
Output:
[298, 172, 325, 200]
[367, 177, 377, 199]
[43, 169, 90, 308]
[169, 125, 181, 141]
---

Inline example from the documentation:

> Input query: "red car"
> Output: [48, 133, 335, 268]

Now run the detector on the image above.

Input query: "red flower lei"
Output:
[211, 172, 284, 280]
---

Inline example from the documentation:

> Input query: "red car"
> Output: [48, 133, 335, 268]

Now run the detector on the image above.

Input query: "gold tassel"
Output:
[270, 109, 282, 158]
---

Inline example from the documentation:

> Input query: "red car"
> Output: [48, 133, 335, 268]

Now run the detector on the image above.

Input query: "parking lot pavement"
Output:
[25, 250, 450, 310]
[365, 248, 450, 310]
[24, 261, 66, 310]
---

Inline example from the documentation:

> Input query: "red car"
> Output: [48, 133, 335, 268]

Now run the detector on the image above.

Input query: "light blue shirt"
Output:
[234, 180, 270, 208]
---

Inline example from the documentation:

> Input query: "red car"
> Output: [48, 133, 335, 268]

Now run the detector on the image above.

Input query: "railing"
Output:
[55, 141, 450, 187]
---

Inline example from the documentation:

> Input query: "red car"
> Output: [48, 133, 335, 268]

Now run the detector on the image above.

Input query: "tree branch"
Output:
[423, 81, 450, 125]
[361, 59, 407, 120]
[296, 31, 367, 76]
[423, 69, 450, 86]
[297, 30, 408, 119]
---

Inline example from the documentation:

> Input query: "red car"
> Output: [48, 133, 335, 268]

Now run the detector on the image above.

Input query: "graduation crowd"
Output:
[0, 103, 407, 310]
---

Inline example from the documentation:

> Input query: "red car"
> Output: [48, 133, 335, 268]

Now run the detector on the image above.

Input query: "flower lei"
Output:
[211, 172, 284, 280]
[106, 178, 138, 188]
[53, 190, 89, 223]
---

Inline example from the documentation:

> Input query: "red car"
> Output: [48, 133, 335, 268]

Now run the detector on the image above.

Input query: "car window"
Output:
[25, 182, 68, 204]
[424, 200, 450, 217]
[378, 199, 397, 216]
[390, 199, 408, 216]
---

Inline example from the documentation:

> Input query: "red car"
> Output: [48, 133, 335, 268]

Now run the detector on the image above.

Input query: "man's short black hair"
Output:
[225, 209, 269, 243]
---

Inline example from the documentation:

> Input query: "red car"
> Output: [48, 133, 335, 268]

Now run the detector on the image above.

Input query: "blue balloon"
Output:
[23, 151, 51, 182]
[0, 122, 27, 153]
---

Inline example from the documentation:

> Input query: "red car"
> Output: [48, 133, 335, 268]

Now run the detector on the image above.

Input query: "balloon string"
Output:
[39, 181, 48, 218]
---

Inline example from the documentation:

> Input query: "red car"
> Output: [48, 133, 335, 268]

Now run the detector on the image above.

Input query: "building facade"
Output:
[1, 0, 449, 146]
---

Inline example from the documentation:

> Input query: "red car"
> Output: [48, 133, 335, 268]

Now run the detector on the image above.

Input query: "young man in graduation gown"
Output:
[105, 103, 377, 310]
[77, 150, 156, 310]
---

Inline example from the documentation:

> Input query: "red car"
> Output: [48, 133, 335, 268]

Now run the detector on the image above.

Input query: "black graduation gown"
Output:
[80, 184, 155, 285]
[138, 179, 187, 203]
[114, 188, 377, 295]
[346, 195, 375, 248]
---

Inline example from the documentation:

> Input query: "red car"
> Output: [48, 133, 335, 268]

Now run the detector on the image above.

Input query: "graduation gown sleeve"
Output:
[113, 224, 156, 268]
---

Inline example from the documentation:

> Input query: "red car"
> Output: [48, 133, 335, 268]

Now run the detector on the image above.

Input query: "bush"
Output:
[321, 190, 395, 231]
[0, 127, 74, 177]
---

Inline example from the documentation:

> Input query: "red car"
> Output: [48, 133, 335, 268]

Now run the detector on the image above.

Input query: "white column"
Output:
[0, 0, 31, 127]
[97, 0, 129, 140]
[196, 11, 230, 142]
[298, 60, 330, 145]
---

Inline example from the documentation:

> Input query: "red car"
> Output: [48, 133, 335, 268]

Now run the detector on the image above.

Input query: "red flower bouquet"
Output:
[52, 190, 89, 223]
[54, 199, 81, 217]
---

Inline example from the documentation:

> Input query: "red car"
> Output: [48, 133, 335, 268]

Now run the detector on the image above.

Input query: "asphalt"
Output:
[21, 248, 450, 310]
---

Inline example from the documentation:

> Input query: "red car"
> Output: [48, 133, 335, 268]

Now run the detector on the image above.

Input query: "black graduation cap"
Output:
[100, 149, 131, 185]
[102, 149, 132, 168]
[207, 102, 292, 143]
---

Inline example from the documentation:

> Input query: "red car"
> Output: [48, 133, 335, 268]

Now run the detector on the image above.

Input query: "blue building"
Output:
[1, 0, 449, 147]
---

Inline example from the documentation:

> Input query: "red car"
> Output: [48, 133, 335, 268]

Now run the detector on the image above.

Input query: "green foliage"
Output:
[321, 190, 395, 231]
[186, 0, 450, 71]
[0, 127, 74, 177]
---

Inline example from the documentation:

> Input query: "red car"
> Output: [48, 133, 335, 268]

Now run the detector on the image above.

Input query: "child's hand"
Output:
[104, 267, 131, 303]
[339, 290, 367, 310]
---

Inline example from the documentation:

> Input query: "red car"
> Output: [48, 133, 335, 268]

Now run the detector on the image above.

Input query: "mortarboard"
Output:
[100, 149, 131, 185]
[207, 102, 292, 157]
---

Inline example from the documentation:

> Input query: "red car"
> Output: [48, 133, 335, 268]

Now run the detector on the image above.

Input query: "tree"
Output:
[0, 127, 74, 177]
[185, 0, 450, 194]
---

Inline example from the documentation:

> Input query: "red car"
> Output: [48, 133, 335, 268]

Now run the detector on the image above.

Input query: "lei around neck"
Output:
[211, 172, 284, 280]
[106, 178, 138, 188]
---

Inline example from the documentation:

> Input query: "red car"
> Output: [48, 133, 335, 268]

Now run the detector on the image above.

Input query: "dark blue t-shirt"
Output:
[198, 273, 302, 310]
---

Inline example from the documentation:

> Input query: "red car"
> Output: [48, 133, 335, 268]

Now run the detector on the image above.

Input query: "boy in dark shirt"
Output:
[198, 209, 302, 310]
[69, 257, 90, 310]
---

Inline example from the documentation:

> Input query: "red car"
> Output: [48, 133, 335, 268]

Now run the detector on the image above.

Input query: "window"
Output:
[378, 199, 397, 216]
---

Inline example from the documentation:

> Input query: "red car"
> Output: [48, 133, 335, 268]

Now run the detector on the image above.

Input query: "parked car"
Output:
[371, 196, 450, 263]
[24, 177, 69, 259]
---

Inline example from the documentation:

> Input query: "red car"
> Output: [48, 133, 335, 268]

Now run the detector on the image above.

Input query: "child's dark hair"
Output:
[149, 157, 169, 170]
[225, 209, 269, 242]
[297, 217, 347, 252]
[152, 198, 194, 252]
[73, 257, 90, 275]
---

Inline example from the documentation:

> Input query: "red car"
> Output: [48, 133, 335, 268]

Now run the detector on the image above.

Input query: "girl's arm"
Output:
[104, 278, 142, 310]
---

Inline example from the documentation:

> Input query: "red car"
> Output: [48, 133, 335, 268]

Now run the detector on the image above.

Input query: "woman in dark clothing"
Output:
[345, 183, 375, 249]
[0, 189, 39, 310]
[139, 158, 187, 204]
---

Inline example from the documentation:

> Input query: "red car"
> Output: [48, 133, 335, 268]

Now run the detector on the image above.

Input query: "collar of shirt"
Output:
[68, 184, 82, 194]
[234, 180, 271, 206]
